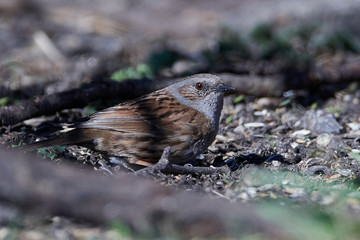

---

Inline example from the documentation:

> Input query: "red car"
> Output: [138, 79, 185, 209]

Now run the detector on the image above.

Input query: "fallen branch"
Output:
[219, 61, 360, 98]
[0, 78, 173, 126]
[0, 149, 284, 238]
[309, 60, 360, 83]
[3, 60, 360, 126]
[219, 73, 286, 97]
[161, 164, 229, 175]
[0, 74, 284, 126]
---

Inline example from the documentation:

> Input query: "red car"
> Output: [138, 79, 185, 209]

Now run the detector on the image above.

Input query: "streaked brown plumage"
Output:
[23, 74, 233, 166]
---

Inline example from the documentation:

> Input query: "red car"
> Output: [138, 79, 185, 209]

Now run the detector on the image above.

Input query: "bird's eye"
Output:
[195, 82, 204, 90]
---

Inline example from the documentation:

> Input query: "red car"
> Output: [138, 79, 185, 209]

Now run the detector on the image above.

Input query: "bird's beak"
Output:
[214, 83, 235, 92]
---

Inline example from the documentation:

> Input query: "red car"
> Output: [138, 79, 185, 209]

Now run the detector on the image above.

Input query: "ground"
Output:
[1, 0, 360, 239]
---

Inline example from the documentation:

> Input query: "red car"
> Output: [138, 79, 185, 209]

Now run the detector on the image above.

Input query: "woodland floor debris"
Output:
[1, 0, 360, 239]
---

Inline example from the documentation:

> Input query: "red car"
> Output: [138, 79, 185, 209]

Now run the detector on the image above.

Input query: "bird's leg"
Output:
[109, 157, 144, 172]
[136, 146, 229, 177]
[135, 146, 172, 177]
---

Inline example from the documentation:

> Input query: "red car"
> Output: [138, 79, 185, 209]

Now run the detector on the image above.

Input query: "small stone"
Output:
[316, 133, 333, 147]
[282, 179, 290, 185]
[254, 109, 268, 116]
[284, 187, 305, 198]
[328, 174, 342, 179]
[258, 184, 275, 191]
[347, 122, 360, 131]
[216, 181, 224, 187]
[319, 194, 336, 205]
[20, 231, 46, 240]
[291, 142, 299, 149]
[305, 157, 325, 166]
[246, 187, 257, 198]
[207, 146, 219, 153]
[331, 184, 348, 190]
[0, 229, 9, 240]
[311, 191, 321, 202]
[258, 192, 270, 198]
[291, 129, 311, 138]
[352, 149, 360, 154]
[343, 95, 351, 101]
[234, 125, 245, 134]
[225, 152, 237, 157]
[296, 138, 306, 144]
[238, 192, 249, 200]
[216, 135, 227, 142]
[268, 191, 278, 199]
[301, 110, 343, 135]
[272, 160, 281, 167]
[255, 98, 280, 108]
[244, 122, 265, 128]
[346, 198, 360, 212]
[336, 169, 352, 177]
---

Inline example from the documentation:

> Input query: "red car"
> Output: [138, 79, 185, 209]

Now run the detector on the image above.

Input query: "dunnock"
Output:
[23, 74, 233, 166]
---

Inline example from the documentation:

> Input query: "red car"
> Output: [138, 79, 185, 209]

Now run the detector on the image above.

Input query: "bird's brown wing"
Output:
[76, 88, 212, 164]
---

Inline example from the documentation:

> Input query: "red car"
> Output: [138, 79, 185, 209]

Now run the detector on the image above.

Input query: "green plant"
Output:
[111, 64, 153, 82]
[217, 28, 249, 56]
[37, 146, 66, 160]
[146, 49, 181, 74]
[349, 152, 360, 161]
[11, 140, 24, 148]
[327, 106, 344, 117]
[294, 24, 318, 42]
[265, 134, 275, 147]
[0, 97, 18, 106]
[202, 27, 249, 64]
[108, 220, 131, 238]
[322, 31, 360, 53]
[233, 95, 244, 104]
[82, 105, 97, 117]
[225, 114, 234, 124]
[251, 24, 273, 44]
[310, 103, 318, 110]
[0, 97, 10, 106]
[280, 99, 291, 107]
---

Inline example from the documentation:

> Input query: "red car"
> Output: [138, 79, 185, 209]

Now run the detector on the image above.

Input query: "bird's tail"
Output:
[19, 129, 93, 152]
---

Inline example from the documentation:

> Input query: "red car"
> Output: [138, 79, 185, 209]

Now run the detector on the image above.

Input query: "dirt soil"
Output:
[1, 0, 360, 239]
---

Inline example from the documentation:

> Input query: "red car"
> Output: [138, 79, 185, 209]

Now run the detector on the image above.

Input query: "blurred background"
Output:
[1, 1, 360, 239]
[1, 0, 360, 98]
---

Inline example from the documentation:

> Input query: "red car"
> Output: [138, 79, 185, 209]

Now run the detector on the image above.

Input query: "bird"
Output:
[22, 74, 234, 167]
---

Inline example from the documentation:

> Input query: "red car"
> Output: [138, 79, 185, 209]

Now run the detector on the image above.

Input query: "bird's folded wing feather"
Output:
[76, 89, 208, 137]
